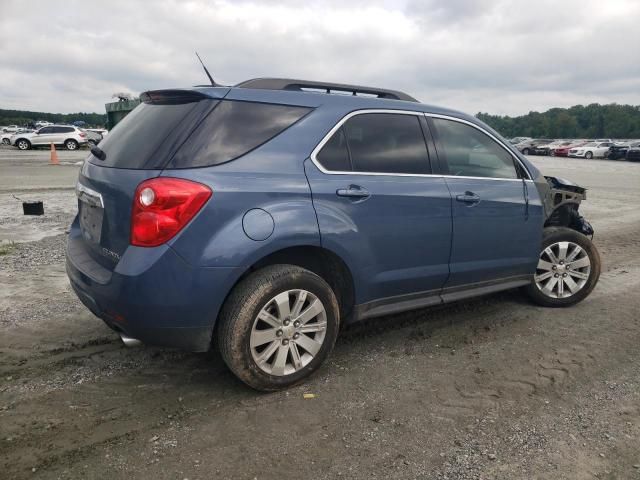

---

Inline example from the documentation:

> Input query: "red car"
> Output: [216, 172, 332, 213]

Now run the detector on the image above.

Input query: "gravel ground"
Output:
[0, 148, 639, 479]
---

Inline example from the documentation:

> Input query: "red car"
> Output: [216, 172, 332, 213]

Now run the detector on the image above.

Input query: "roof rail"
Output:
[236, 78, 418, 102]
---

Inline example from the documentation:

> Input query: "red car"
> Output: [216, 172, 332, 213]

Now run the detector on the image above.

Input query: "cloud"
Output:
[0, 0, 639, 115]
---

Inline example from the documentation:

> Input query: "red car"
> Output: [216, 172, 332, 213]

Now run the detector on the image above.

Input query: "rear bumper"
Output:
[66, 219, 242, 352]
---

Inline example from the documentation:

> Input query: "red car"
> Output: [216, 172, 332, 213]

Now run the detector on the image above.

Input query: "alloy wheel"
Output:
[250, 289, 327, 376]
[535, 241, 591, 299]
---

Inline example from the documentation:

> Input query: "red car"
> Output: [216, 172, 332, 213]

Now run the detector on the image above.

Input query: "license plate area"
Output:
[79, 200, 104, 244]
[76, 183, 105, 245]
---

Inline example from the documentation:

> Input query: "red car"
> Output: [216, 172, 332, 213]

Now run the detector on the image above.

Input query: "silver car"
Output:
[10, 125, 88, 150]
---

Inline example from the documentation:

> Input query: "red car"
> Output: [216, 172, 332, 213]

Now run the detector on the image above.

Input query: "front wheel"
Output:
[16, 139, 30, 150]
[522, 148, 530, 155]
[525, 227, 600, 307]
[585, 151, 593, 159]
[217, 265, 340, 391]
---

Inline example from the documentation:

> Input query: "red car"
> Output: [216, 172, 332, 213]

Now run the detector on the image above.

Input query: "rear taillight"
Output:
[130, 178, 212, 247]
[79, 132, 87, 138]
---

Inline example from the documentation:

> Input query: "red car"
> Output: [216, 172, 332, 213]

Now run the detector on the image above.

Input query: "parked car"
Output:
[1, 132, 14, 145]
[509, 136, 531, 144]
[66, 78, 601, 390]
[10, 125, 88, 150]
[554, 141, 587, 157]
[627, 144, 640, 162]
[83, 129, 103, 145]
[607, 141, 640, 160]
[2, 125, 20, 133]
[535, 140, 571, 156]
[515, 139, 554, 155]
[568, 142, 613, 159]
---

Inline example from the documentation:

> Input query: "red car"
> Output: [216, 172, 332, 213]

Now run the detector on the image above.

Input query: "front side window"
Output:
[431, 118, 518, 179]
[38, 127, 53, 134]
[315, 113, 430, 175]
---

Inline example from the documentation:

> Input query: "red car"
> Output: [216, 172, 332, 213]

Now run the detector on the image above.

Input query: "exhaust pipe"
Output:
[120, 333, 142, 347]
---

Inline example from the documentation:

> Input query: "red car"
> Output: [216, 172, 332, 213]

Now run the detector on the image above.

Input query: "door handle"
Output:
[336, 185, 370, 199]
[456, 191, 481, 205]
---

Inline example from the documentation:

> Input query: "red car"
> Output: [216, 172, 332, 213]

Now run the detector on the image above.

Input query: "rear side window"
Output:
[315, 113, 430, 175]
[168, 101, 311, 168]
[95, 101, 204, 169]
[431, 118, 518, 179]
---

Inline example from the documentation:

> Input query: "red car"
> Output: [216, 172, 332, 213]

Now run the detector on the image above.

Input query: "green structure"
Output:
[105, 98, 140, 129]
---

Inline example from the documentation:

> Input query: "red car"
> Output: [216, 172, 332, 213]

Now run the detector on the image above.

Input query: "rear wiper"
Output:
[90, 145, 106, 161]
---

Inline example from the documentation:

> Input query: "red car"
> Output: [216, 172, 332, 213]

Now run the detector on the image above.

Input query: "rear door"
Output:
[305, 111, 452, 309]
[428, 115, 542, 291]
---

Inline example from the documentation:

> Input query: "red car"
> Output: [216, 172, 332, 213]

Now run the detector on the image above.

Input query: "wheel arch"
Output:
[216, 244, 356, 334]
[544, 203, 593, 236]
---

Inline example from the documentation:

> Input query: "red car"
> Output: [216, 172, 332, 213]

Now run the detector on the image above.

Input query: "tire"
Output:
[550, 150, 555, 156]
[585, 151, 593, 159]
[16, 139, 30, 150]
[65, 139, 79, 150]
[1, 138, 9, 145]
[217, 265, 340, 391]
[524, 227, 600, 308]
[522, 148, 530, 155]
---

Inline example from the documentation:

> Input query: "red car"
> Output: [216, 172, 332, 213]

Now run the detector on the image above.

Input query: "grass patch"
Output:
[0, 242, 16, 256]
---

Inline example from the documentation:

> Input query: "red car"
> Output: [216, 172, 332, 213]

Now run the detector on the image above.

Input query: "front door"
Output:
[305, 111, 452, 309]
[428, 116, 543, 290]
[32, 126, 56, 146]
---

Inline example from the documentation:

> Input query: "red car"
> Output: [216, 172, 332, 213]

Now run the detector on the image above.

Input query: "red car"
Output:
[554, 142, 587, 157]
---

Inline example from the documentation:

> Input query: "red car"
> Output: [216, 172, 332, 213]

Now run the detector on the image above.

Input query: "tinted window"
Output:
[431, 118, 518, 179]
[38, 127, 53, 134]
[54, 126, 74, 133]
[343, 113, 430, 174]
[94, 100, 206, 169]
[316, 127, 350, 171]
[169, 101, 311, 168]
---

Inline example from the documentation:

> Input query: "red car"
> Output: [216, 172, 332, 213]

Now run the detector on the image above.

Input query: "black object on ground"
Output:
[23, 201, 44, 215]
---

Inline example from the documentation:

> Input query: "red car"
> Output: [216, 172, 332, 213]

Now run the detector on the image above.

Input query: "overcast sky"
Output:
[1, 0, 639, 116]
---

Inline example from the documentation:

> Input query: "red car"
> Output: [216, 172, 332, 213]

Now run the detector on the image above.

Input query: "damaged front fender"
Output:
[535, 176, 594, 237]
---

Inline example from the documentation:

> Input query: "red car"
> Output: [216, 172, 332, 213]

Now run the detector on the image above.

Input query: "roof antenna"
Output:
[195, 51, 218, 87]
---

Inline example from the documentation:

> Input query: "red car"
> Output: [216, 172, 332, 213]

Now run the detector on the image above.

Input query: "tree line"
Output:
[477, 103, 640, 139]
[0, 109, 106, 128]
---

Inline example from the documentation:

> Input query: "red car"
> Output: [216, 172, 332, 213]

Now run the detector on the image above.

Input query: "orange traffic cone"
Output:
[50, 143, 59, 165]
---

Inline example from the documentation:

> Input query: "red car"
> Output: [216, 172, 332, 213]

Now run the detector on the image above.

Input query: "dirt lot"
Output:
[1, 146, 639, 479]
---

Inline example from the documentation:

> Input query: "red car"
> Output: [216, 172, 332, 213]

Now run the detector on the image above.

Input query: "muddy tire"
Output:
[525, 227, 600, 308]
[217, 265, 340, 391]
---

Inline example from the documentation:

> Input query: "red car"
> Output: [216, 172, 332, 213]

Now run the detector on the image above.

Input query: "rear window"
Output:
[92, 100, 207, 169]
[167, 101, 311, 168]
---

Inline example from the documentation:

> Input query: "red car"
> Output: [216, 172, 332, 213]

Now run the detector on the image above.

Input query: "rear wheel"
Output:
[65, 139, 79, 150]
[522, 148, 530, 155]
[1, 138, 9, 145]
[16, 139, 30, 150]
[525, 227, 600, 307]
[585, 151, 593, 159]
[217, 265, 340, 391]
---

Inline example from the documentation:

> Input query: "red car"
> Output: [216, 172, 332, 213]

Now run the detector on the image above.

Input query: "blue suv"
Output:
[66, 78, 600, 390]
